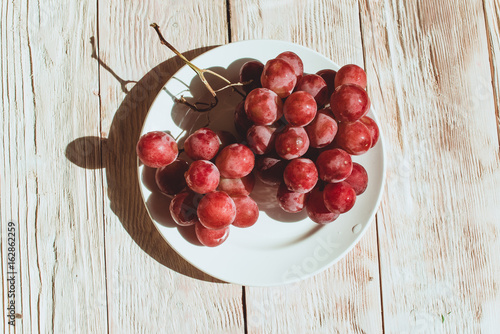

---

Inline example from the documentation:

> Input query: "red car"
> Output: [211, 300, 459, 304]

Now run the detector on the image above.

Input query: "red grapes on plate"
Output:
[295, 74, 329, 107]
[155, 159, 189, 196]
[185, 160, 220, 194]
[246, 125, 277, 155]
[334, 120, 372, 155]
[169, 191, 203, 226]
[276, 51, 304, 81]
[137, 131, 178, 168]
[316, 149, 352, 183]
[218, 173, 255, 196]
[274, 126, 310, 160]
[283, 158, 318, 193]
[184, 127, 220, 160]
[197, 191, 236, 230]
[195, 220, 230, 247]
[305, 109, 338, 148]
[232, 195, 259, 228]
[306, 187, 340, 225]
[277, 183, 307, 213]
[330, 83, 370, 123]
[334, 64, 367, 89]
[245, 88, 283, 125]
[215, 143, 255, 179]
[138, 55, 380, 247]
[323, 181, 356, 214]
[283, 91, 317, 126]
[261, 58, 297, 98]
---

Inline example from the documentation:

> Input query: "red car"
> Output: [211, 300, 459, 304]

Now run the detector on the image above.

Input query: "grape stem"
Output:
[175, 96, 218, 112]
[150, 23, 246, 112]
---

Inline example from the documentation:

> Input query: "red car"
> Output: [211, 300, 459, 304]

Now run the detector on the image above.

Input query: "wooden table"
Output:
[2, 0, 500, 333]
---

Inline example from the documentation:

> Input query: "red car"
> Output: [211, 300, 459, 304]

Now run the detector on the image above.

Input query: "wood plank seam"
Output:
[226, 0, 233, 43]
[242, 287, 248, 334]
[375, 217, 386, 334]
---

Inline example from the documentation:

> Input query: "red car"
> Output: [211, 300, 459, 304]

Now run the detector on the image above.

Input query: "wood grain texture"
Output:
[1, 0, 108, 333]
[97, 1, 244, 333]
[359, 0, 500, 332]
[3, 0, 500, 333]
[230, 1, 383, 333]
[483, 0, 500, 143]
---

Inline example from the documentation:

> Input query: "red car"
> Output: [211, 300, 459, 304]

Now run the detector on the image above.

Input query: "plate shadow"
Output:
[66, 45, 226, 284]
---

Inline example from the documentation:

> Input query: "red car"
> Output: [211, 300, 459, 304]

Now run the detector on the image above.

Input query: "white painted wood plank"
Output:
[230, 1, 383, 333]
[97, 1, 245, 333]
[1, 0, 107, 333]
[359, 0, 500, 332]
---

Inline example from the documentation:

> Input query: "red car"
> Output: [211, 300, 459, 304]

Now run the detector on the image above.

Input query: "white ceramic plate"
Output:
[138, 40, 386, 286]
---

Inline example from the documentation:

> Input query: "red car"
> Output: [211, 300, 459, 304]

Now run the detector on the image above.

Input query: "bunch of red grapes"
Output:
[136, 51, 379, 247]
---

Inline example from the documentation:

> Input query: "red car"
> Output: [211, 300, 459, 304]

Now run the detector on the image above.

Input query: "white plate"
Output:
[138, 40, 386, 286]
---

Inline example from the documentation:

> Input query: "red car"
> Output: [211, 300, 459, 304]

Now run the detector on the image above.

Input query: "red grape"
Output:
[215, 143, 255, 178]
[245, 88, 283, 125]
[197, 191, 236, 229]
[295, 74, 329, 107]
[359, 116, 380, 148]
[195, 220, 230, 247]
[276, 51, 304, 81]
[260, 58, 297, 98]
[277, 183, 307, 213]
[155, 159, 189, 196]
[334, 120, 372, 155]
[216, 130, 237, 150]
[283, 91, 317, 126]
[234, 100, 253, 135]
[275, 126, 310, 160]
[169, 191, 203, 226]
[137, 131, 178, 168]
[306, 187, 340, 224]
[305, 109, 338, 148]
[246, 125, 277, 155]
[315, 148, 353, 183]
[240, 60, 264, 93]
[185, 160, 220, 194]
[334, 64, 367, 89]
[283, 158, 318, 193]
[316, 69, 337, 97]
[232, 195, 259, 228]
[345, 162, 368, 195]
[184, 127, 220, 161]
[218, 173, 255, 196]
[254, 155, 287, 186]
[330, 84, 371, 122]
[323, 181, 356, 214]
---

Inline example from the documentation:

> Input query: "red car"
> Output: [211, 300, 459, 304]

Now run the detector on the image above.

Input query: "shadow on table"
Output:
[66, 42, 227, 284]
